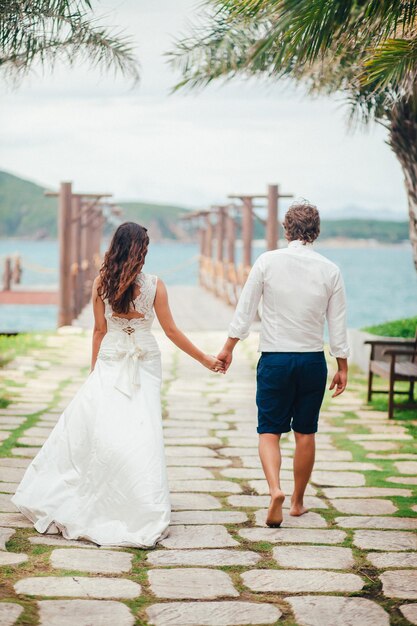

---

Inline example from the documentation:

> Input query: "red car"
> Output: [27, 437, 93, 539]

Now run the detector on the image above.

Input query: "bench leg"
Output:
[367, 370, 374, 402]
[409, 381, 415, 402]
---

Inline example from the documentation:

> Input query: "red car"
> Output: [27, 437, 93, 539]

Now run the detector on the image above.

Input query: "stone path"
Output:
[0, 327, 416, 625]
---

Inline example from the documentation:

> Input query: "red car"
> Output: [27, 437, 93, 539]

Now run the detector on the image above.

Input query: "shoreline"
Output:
[0, 236, 411, 249]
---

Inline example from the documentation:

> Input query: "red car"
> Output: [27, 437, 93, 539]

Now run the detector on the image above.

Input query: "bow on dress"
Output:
[114, 342, 148, 398]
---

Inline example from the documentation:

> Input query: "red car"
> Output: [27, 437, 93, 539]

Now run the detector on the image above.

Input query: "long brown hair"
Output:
[98, 222, 150, 314]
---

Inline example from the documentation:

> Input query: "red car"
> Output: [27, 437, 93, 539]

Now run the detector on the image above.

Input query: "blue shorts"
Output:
[256, 351, 328, 435]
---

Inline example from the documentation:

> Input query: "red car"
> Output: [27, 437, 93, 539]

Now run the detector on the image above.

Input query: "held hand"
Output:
[329, 370, 347, 397]
[201, 354, 226, 373]
[217, 349, 233, 372]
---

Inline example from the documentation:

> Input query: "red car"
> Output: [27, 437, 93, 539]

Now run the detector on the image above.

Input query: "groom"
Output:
[218, 200, 349, 526]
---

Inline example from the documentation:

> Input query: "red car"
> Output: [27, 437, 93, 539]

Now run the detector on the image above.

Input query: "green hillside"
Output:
[119, 201, 189, 239]
[0, 171, 190, 240]
[0, 171, 56, 237]
[320, 219, 408, 243]
[0, 170, 409, 243]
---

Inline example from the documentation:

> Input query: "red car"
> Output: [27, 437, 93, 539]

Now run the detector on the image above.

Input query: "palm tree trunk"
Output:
[388, 97, 417, 271]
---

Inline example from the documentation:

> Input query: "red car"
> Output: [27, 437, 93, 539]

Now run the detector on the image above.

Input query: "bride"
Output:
[12, 222, 224, 548]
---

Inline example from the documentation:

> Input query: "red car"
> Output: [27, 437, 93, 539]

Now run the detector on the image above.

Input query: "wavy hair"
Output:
[283, 200, 320, 244]
[98, 222, 150, 314]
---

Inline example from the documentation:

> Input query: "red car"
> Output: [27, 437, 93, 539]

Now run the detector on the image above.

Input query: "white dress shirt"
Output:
[228, 240, 350, 358]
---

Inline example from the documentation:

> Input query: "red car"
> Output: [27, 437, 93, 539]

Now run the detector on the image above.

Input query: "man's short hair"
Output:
[283, 200, 320, 244]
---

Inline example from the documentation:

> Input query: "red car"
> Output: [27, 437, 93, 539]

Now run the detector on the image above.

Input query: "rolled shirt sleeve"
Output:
[327, 269, 350, 358]
[228, 255, 264, 340]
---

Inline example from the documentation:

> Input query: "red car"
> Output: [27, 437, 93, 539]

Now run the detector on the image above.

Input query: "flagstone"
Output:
[380, 571, 417, 599]
[147, 548, 262, 567]
[0, 417, 25, 426]
[242, 569, 363, 593]
[286, 596, 389, 626]
[0, 527, 15, 549]
[0, 513, 32, 527]
[0, 603, 23, 626]
[0, 467, 25, 482]
[171, 510, 247, 525]
[330, 498, 397, 515]
[15, 576, 141, 598]
[311, 471, 365, 487]
[0, 458, 30, 468]
[165, 447, 217, 457]
[165, 437, 222, 446]
[24, 427, 54, 437]
[359, 441, 399, 451]
[0, 493, 18, 512]
[349, 434, 412, 441]
[399, 604, 417, 625]
[167, 467, 214, 480]
[0, 431, 12, 441]
[367, 552, 417, 569]
[169, 480, 242, 493]
[11, 447, 40, 458]
[387, 476, 417, 485]
[0, 482, 19, 493]
[273, 545, 354, 569]
[160, 525, 238, 549]
[146, 600, 281, 626]
[353, 530, 417, 551]
[336, 516, 417, 530]
[163, 420, 230, 430]
[0, 551, 28, 565]
[170, 494, 222, 510]
[50, 548, 132, 573]
[148, 568, 239, 599]
[395, 461, 417, 475]
[163, 428, 212, 438]
[166, 457, 231, 467]
[313, 461, 381, 471]
[227, 494, 328, 509]
[239, 528, 346, 545]
[37, 600, 135, 626]
[322, 487, 412, 498]
[30, 536, 100, 549]
[254, 509, 327, 528]
[248, 480, 317, 496]
[17, 436, 44, 446]
[366, 452, 417, 461]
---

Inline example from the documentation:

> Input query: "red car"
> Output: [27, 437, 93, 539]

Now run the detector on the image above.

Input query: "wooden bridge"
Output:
[1, 181, 292, 330]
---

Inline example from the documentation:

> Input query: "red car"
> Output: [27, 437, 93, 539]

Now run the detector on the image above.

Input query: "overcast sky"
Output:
[0, 0, 408, 218]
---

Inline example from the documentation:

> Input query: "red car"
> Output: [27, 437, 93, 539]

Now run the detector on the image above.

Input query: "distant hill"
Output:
[0, 170, 409, 243]
[0, 171, 190, 240]
[0, 170, 57, 238]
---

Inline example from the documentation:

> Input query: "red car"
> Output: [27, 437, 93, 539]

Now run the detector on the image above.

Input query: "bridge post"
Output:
[58, 181, 73, 327]
[266, 184, 278, 250]
[71, 195, 82, 317]
[242, 197, 253, 270]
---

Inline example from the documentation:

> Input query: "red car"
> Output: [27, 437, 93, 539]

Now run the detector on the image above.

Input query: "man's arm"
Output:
[327, 270, 350, 397]
[218, 257, 264, 371]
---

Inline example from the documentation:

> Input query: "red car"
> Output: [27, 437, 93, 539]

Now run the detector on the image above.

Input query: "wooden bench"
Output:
[365, 332, 417, 419]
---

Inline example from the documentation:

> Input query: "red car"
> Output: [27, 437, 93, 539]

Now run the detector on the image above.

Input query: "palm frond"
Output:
[0, 0, 139, 83]
[363, 37, 417, 91]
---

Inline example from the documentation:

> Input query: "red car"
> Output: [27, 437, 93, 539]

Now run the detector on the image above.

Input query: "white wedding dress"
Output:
[12, 272, 171, 548]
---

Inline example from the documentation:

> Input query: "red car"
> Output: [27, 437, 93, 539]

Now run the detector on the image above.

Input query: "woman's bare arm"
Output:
[91, 277, 107, 371]
[154, 279, 224, 372]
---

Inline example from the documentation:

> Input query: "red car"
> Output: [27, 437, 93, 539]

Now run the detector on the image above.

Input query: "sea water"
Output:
[0, 239, 416, 332]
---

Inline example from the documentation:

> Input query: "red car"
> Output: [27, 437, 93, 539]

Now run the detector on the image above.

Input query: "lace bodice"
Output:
[104, 272, 158, 334]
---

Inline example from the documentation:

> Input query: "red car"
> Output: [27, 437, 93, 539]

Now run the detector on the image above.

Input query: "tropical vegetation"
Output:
[169, 0, 417, 270]
[0, 0, 139, 83]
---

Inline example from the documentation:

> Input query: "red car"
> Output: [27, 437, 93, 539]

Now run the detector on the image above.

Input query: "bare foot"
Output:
[266, 489, 285, 527]
[289, 501, 309, 517]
